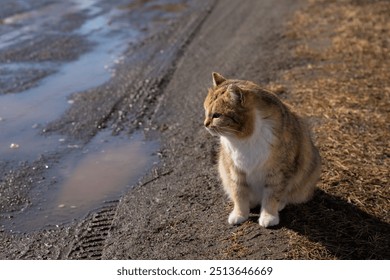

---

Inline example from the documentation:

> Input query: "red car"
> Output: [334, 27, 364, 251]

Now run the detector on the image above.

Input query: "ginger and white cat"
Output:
[204, 72, 321, 228]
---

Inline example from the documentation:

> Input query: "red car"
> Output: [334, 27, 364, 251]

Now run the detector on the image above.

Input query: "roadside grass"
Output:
[273, 0, 390, 259]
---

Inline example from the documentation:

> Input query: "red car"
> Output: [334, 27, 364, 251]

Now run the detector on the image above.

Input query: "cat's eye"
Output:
[212, 113, 222, 119]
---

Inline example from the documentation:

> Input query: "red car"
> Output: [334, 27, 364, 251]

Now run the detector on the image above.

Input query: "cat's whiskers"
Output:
[213, 126, 224, 137]
[219, 126, 242, 137]
[207, 126, 223, 137]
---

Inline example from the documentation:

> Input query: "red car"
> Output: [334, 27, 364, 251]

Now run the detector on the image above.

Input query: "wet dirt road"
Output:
[1, 0, 301, 259]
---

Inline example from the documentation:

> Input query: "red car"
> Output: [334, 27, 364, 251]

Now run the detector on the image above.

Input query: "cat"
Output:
[204, 72, 321, 228]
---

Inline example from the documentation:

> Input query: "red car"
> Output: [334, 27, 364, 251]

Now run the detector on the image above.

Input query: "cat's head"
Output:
[203, 72, 254, 139]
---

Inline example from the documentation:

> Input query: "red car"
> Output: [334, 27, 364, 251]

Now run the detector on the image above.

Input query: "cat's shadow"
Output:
[272, 189, 390, 259]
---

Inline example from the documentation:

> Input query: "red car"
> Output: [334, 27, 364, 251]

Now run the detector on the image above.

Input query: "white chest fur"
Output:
[221, 113, 274, 179]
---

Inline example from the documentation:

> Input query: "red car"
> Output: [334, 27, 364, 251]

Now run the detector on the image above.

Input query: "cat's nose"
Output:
[204, 119, 211, 127]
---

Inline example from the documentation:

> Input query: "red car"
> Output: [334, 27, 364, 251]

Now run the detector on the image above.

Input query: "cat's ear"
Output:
[228, 84, 244, 104]
[212, 72, 227, 87]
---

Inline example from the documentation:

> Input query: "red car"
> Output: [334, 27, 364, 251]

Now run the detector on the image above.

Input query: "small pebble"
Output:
[10, 143, 19, 149]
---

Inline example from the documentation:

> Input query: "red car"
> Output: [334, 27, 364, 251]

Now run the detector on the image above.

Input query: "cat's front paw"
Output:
[228, 211, 248, 225]
[259, 212, 279, 228]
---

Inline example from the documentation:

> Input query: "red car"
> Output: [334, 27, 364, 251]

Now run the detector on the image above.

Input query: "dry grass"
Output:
[273, 0, 390, 259]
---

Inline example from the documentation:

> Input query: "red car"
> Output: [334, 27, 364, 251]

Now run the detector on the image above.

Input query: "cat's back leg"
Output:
[288, 147, 321, 204]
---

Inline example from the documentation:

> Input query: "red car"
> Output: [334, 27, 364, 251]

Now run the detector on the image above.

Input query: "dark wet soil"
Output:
[1, 0, 297, 259]
[101, 0, 303, 260]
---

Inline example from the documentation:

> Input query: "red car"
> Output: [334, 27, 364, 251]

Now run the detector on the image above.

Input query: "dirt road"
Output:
[1, 0, 389, 259]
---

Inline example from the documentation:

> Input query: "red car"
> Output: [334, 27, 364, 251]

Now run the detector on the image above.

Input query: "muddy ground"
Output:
[1, 0, 389, 259]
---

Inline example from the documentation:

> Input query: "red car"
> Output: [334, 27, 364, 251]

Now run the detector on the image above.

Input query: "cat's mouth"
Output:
[205, 126, 220, 137]
[206, 125, 234, 137]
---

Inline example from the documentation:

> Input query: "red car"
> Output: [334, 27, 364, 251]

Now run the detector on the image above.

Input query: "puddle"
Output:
[0, 0, 191, 231]
[3, 130, 159, 232]
[0, 0, 139, 162]
[0, 0, 192, 163]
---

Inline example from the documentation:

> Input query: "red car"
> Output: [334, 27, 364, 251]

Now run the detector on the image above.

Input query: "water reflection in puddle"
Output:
[4, 130, 158, 232]
[0, 0, 191, 232]
[56, 131, 157, 213]
[0, 0, 138, 162]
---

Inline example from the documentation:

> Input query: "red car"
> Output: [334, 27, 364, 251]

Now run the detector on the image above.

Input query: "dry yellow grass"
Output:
[272, 0, 389, 259]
